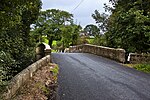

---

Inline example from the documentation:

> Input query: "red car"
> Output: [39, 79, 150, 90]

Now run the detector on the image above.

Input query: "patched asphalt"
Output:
[52, 53, 150, 100]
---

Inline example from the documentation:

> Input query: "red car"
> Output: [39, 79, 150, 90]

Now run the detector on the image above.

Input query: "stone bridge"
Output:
[2, 44, 150, 100]
[52, 44, 150, 100]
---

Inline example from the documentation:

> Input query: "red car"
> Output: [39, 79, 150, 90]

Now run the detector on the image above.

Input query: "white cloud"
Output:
[41, 0, 110, 27]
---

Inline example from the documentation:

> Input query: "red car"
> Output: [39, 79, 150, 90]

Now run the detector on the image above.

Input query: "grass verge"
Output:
[125, 63, 150, 73]
[134, 64, 150, 73]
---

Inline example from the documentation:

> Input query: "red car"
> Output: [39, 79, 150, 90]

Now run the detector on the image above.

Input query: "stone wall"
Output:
[2, 55, 51, 100]
[69, 44, 126, 63]
[129, 53, 150, 64]
[45, 49, 51, 56]
[69, 45, 83, 53]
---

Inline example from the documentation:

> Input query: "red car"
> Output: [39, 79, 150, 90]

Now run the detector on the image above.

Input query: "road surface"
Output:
[52, 53, 150, 100]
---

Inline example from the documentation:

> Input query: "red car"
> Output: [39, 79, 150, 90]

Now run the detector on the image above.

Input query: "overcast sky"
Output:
[41, 0, 110, 28]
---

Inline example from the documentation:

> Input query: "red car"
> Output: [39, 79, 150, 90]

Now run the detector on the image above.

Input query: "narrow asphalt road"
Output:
[52, 53, 150, 100]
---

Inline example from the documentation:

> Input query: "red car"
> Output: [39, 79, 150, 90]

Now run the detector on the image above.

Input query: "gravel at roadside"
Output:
[12, 63, 59, 100]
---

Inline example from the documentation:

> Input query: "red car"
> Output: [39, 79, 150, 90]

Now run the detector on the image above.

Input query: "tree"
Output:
[60, 24, 81, 51]
[84, 24, 107, 46]
[92, 0, 150, 53]
[108, 0, 150, 53]
[32, 9, 73, 47]
[92, 10, 109, 33]
[84, 24, 100, 37]
[0, 0, 42, 88]
[71, 24, 82, 46]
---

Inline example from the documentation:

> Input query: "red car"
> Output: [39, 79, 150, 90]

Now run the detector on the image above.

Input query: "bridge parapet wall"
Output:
[129, 53, 150, 64]
[69, 45, 83, 53]
[1, 55, 51, 100]
[69, 44, 126, 63]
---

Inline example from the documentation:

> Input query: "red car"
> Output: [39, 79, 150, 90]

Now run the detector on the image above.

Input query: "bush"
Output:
[0, 51, 15, 93]
[0, 44, 36, 92]
[78, 36, 89, 45]
[0, 0, 41, 95]
[0, 51, 16, 79]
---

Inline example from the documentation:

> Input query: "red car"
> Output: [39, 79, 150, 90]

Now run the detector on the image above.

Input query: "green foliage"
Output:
[84, 24, 100, 36]
[93, 35, 107, 46]
[92, 0, 150, 53]
[41, 85, 50, 95]
[60, 25, 80, 48]
[78, 36, 89, 45]
[134, 64, 150, 73]
[51, 41, 60, 52]
[35, 82, 50, 96]
[83, 24, 107, 46]
[56, 41, 62, 47]
[31, 9, 81, 51]
[49, 64, 59, 76]
[107, 0, 150, 53]
[92, 11, 109, 33]
[86, 38, 94, 44]
[32, 9, 74, 47]
[0, 0, 41, 90]
[0, 52, 11, 92]
[42, 36, 49, 44]
[70, 24, 81, 46]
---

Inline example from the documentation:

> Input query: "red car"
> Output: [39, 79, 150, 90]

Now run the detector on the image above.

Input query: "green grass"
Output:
[124, 63, 150, 73]
[51, 65, 59, 76]
[49, 63, 59, 76]
[134, 64, 150, 73]
[41, 85, 50, 95]
[124, 64, 135, 68]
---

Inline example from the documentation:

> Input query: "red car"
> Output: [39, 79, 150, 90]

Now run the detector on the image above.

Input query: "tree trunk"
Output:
[48, 39, 53, 48]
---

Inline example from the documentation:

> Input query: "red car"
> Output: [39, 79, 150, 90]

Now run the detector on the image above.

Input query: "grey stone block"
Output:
[28, 64, 38, 78]
[20, 69, 30, 84]
[69, 44, 126, 63]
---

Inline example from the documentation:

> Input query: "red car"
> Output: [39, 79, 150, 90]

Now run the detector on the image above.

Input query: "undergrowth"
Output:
[134, 63, 150, 73]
